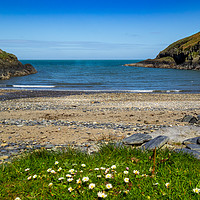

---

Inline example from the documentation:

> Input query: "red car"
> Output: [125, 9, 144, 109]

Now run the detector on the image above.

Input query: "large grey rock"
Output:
[141, 136, 169, 150]
[122, 133, 152, 145]
[181, 115, 198, 124]
[183, 137, 200, 145]
[186, 144, 200, 152]
[174, 148, 200, 159]
[197, 115, 200, 121]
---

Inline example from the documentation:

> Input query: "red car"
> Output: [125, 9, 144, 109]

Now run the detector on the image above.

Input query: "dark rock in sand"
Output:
[198, 138, 200, 144]
[183, 137, 200, 145]
[122, 133, 152, 145]
[125, 32, 200, 71]
[181, 115, 198, 124]
[141, 135, 169, 150]
[186, 143, 200, 152]
[174, 148, 200, 159]
[0, 49, 37, 80]
[197, 115, 200, 121]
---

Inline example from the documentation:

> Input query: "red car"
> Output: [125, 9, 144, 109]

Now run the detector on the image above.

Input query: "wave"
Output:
[12, 85, 56, 88]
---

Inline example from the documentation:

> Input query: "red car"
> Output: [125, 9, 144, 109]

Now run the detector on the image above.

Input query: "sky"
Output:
[0, 0, 200, 60]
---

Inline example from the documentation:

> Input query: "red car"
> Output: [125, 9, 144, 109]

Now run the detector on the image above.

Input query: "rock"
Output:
[174, 148, 200, 159]
[0, 49, 37, 80]
[122, 133, 152, 145]
[186, 144, 200, 152]
[125, 32, 200, 71]
[183, 137, 200, 145]
[141, 135, 169, 150]
[181, 115, 198, 123]
[198, 138, 200, 144]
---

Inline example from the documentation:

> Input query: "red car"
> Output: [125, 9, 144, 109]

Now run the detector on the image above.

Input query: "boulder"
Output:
[183, 137, 200, 145]
[141, 135, 169, 150]
[186, 143, 200, 152]
[174, 148, 200, 160]
[122, 133, 152, 145]
[181, 115, 198, 124]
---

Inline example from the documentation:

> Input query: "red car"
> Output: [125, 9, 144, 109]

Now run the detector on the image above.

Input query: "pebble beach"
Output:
[0, 90, 200, 162]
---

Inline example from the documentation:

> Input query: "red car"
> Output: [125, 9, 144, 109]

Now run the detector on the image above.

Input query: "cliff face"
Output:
[0, 49, 37, 80]
[125, 32, 200, 70]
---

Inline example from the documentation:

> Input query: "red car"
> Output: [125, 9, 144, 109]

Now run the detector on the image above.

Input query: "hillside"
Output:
[0, 49, 37, 80]
[125, 32, 200, 70]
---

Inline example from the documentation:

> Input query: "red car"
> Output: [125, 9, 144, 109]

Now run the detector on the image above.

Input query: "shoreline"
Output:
[0, 91, 200, 162]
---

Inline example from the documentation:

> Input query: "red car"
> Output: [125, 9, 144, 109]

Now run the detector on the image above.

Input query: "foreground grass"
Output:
[0, 144, 200, 199]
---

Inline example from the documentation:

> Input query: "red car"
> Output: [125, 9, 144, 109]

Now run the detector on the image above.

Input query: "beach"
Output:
[0, 91, 200, 155]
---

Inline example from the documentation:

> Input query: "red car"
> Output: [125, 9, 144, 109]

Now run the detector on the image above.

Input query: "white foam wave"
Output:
[12, 85, 55, 88]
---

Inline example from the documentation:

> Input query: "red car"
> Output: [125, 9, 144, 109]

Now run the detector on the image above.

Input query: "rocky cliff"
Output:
[125, 32, 200, 70]
[0, 49, 37, 80]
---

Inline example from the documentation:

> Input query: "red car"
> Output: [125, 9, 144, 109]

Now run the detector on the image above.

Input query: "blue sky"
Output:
[0, 0, 200, 59]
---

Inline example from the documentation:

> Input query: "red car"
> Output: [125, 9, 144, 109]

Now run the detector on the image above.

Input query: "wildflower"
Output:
[193, 188, 200, 193]
[25, 168, 30, 172]
[111, 165, 116, 169]
[94, 168, 99, 170]
[15, 197, 21, 200]
[27, 176, 32, 180]
[81, 164, 86, 167]
[97, 191, 107, 198]
[106, 183, 112, 189]
[69, 169, 75, 173]
[105, 174, 112, 179]
[165, 182, 170, 188]
[82, 177, 89, 182]
[51, 170, 56, 174]
[58, 177, 65, 181]
[97, 175, 102, 178]
[100, 167, 106, 170]
[142, 174, 148, 177]
[76, 178, 81, 184]
[124, 170, 129, 175]
[67, 178, 73, 182]
[105, 168, 110, 174]
[33, 175, 37, 179]
[47, 168, 52, 172]
[79, 170, 83, 173]
[124, 190, 129, 194]
[126, 167, 129, 170]
[48, 183, 53, 187]
[89, 183, 95, 189]
[124, 178, 129, 183]
[153, 183, 159, 186]
[55, 161, 59, 165]
[68, 187, 73, 192]
[133, 170, 139, 175]
[66, 174, 72, 178]
[57, 167, 62, 172]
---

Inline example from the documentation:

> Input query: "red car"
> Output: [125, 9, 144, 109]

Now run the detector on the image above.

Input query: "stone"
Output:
[174, 148, 200, 160]
[198, 138, 200, 144]
[181, 115, 198, 123]
[122, 133, 152, 145]
[186, 144, 200, 152]
[141, 135, 169, 150]
[0, 155, 9, 160]
[197, 115, 200, 121]
[183, 137, 200, 145]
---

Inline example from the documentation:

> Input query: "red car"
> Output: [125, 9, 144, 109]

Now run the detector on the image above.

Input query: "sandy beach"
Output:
[0, 90, 200, 150]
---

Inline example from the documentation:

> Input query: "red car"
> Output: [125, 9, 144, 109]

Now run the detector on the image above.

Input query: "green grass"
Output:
[0, 144, 200, 199]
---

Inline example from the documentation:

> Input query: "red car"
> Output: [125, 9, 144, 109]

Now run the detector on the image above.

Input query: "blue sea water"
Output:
[0, 60, 200, 92]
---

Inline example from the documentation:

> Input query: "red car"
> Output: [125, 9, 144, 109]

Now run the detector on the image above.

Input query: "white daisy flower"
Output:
[89, 183, 95, 189]
[106, 183, 112, 189]
[105, 174, 112, 179]
[124, 178, 129, 183]
[82, 177, 89, 182]
[193, 188, 200, 193]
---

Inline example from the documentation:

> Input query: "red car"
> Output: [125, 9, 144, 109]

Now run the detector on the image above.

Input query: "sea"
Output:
[0, 60, 200, 93]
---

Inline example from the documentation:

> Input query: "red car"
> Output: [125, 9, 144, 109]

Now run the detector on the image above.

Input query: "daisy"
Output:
[55, 161, 59, 165]
[106, 183, 112, 189]
[76, 178, 81, 184]
[124, 171, 129, 175]
[81, 164, 86, 167]
[57, 167, 62, 172]
[165, 182, 170, 188]
[111, 165, 116, 169]
[58, 177, 65, 181]
[27, 176, 32, 180]
[124, 178, 129, 183]
[133, 170, 140, 175]
[105, 174, 112, 179]
[68, 187, 73, 192]
[94, 168, 99, 170]
[33, 175, 37, 179]
[48, 183, 53, 187]
[193, 188, 200, 193]
[67, 178, 73, 182]
[97, 191, 107, 198]
[97, 175, 102, 178]
[124, 190, 129, 194]
[69, 169, 75, 173]
[89, 183, 95, 189]
[47, 168, 52, 172]
[100, 167, 106, 170]
[25, 168, 30, 172]
[15, 197, 21, 200]
[66, 174, 72, 178]
[82, 177, 89, 182]
[51, 170, 56, 174]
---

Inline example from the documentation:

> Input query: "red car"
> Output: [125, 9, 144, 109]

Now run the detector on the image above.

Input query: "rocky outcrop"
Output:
[125, 32, 200, 70]
[0, 49, 37, 80]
